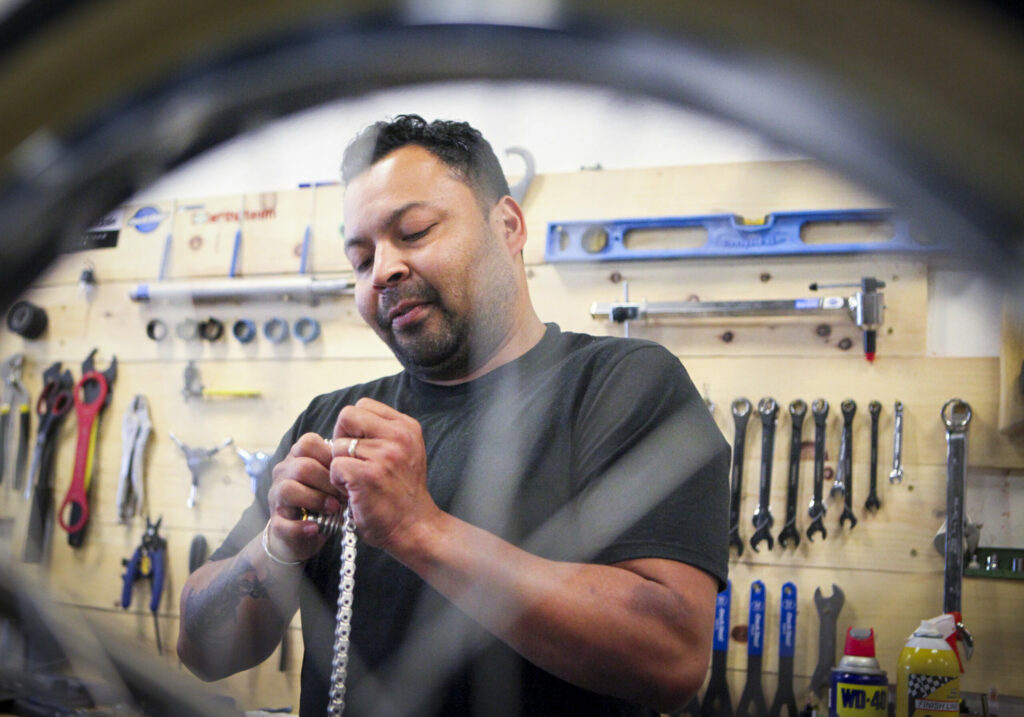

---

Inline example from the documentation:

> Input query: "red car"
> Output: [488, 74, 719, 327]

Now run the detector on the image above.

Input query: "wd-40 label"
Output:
[906, 673, 959, 717]
[833, 680, 888, 717]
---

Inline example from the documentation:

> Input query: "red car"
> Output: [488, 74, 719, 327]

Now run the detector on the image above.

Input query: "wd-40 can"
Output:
[829, 627, 888, 717]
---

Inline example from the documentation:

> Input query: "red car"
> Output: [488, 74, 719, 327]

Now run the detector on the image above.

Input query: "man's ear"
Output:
[492, 195, 528, 256]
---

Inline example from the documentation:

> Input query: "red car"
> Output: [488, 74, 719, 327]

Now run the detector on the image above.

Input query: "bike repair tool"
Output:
[889, 401, 904, 484]
[59, 349, 117, 547]
[23, 362, 73, 563]
[120, 516, 166, 654]
[169, 433, 233, 508]
[236, 445, 272, 494]
[807, 399, 829, 542]
[1, 354, 31, 491]
[865, 401, 882, 512]
[834, 399, 858, 530]
[700, 581, 733, 717]
[729, 399, 753, 557]
[751, 398, 778, 552]
[116, 395, 152, 523]
[768, 582, 798, 717]
[182, 360, 260, 401]
[590, 275, 886, 362]
[778, 400, 806, 549]
[810, 585, 845, 698]
[736, 580, 768, 717]
[941, 399, 972, 617]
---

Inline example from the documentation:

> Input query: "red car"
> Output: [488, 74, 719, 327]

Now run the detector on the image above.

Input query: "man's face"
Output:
[343, 145, 519, 381]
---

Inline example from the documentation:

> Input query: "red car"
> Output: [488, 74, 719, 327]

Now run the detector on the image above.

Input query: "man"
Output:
[178, 115, 730, 717]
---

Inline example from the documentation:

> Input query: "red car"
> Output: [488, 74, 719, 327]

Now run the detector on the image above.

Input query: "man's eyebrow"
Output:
[344, 201, 428, 251]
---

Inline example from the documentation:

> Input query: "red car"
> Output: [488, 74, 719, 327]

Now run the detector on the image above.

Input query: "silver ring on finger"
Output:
[347, 437, 359, 459]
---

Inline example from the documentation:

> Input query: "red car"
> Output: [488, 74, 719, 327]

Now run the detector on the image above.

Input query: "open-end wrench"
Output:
[806, 399, 829, 541]
[865, 401, 882, 512]
[941, 399, 972, 615]
[729, 399, 753, 557]
[889, 400, 904, 484]
[750, 398, 778, 552]
[736, 580, 768, 717]
[700, 581, 733, 717]
[778, 400, 806, 549]
[810, 584, 845, 698]
[835, 400, 858, 529]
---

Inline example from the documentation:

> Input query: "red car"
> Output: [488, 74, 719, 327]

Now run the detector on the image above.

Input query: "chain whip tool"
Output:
[309, 436, 359, 716]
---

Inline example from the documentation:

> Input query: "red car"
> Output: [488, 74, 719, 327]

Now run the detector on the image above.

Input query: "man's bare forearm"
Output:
[177, 536, 302, 681]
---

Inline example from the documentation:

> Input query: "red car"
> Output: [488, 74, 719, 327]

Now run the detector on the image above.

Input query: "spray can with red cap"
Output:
[829, 627, 889, 717]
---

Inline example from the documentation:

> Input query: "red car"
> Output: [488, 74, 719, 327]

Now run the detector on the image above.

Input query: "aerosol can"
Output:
[829, 627, 888, 717]
[895, 619, 961, 717]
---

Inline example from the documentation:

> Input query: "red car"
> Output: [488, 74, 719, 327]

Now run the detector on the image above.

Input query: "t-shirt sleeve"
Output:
[572, 342, 731, 589]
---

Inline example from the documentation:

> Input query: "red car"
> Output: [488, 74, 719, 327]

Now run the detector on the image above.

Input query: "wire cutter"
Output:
[23, 362, 73, 563]
[116, 395, 152, 523]
[1, 354, 31, 491]
[121, 516, 166, 654]
[59, 349, 117, 547]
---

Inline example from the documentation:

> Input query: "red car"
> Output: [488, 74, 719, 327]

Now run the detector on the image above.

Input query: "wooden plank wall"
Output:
[0, 159, 1021, 713]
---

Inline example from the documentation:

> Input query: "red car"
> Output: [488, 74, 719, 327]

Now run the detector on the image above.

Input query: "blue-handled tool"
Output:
[768, 583, 798, 717]
[700, 581, 733, 717]
[736, 580, 768, 717]
[121, 516, 166, 654]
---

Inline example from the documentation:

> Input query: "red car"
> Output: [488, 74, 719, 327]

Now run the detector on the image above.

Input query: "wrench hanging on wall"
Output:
[940, 399, 971, 616]
[778, 400, 806, 549]
[807, 399, 829, 541]
[729, 399, 752, 556]
[834, 399, 857, 530]
[750, 398, 778, 552]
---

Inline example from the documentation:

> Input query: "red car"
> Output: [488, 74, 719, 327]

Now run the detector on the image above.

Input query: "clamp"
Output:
[117, 395, 152, 523]
[121, 516, 167, 654]
[169, 433, 233, 508]
[1, 354, 31, 491]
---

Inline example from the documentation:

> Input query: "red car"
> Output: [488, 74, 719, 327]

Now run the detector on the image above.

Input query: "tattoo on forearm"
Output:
[182, 554, 275, 647]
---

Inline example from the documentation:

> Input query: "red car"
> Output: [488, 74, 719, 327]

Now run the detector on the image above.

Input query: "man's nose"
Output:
[371, 241, 409, 289]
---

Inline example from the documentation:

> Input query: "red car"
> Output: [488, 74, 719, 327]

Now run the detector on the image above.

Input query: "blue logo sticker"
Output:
[129, 206, 166, 233]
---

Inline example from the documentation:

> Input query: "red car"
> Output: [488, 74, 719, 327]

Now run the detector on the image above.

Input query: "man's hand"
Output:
[330, 397, 442, 551]
[267, 432, 345, 563]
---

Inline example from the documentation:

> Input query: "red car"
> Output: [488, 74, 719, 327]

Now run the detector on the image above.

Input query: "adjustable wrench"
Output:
[941, 399, 972, 615]
[729, 399, 752, 557]
[835, 399, 857, 529]
[810, 584, 845, 697]
[806, 399, 829, 541]
[778, 400, 805, 549]
[750, 398, 778, 552]
[864, 401, 882, 512]
[889, 400, 904, 484]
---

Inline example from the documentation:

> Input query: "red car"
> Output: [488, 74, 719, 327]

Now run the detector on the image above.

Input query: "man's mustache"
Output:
[376, 281, 443, 327]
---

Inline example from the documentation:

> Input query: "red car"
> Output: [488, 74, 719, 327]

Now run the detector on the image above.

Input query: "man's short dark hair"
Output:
[341, 114, 511, 210]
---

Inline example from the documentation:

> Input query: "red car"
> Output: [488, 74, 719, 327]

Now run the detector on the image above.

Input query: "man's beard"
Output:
[375, 280, 475, 381]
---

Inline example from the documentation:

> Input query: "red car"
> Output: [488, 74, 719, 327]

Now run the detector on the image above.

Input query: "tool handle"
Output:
[59, 373, 107, 535]
[779, 582, 797, 658]
[747, 581, 766, 656]
[23, 479, 52, 563]
[150, 547, 165, 613]
[14, 406, 30, 490]
[713, 581, 731, 652]
[0, 409, 9, 484]
[121, 547, 143, 608]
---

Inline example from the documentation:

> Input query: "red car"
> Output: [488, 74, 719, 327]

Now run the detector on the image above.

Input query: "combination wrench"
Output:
[729, 399, 753, 557]
[834, 399, 857, 529]
[750, 398, 779, 552]
[806, 399, 829, 541]
[941, 399, 972, 615]
[864, 401, 882, 512]
[778, 400, 806, 549]
[889, 400, 904, 484]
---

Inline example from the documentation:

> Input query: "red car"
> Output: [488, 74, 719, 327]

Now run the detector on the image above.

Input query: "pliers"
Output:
[117, 395, 152, 523]
[121, 516, 166, 654]
[1, 354, 31, 492]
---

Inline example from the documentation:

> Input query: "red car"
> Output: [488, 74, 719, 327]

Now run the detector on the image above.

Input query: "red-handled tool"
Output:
[58, 350, 116, 546]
